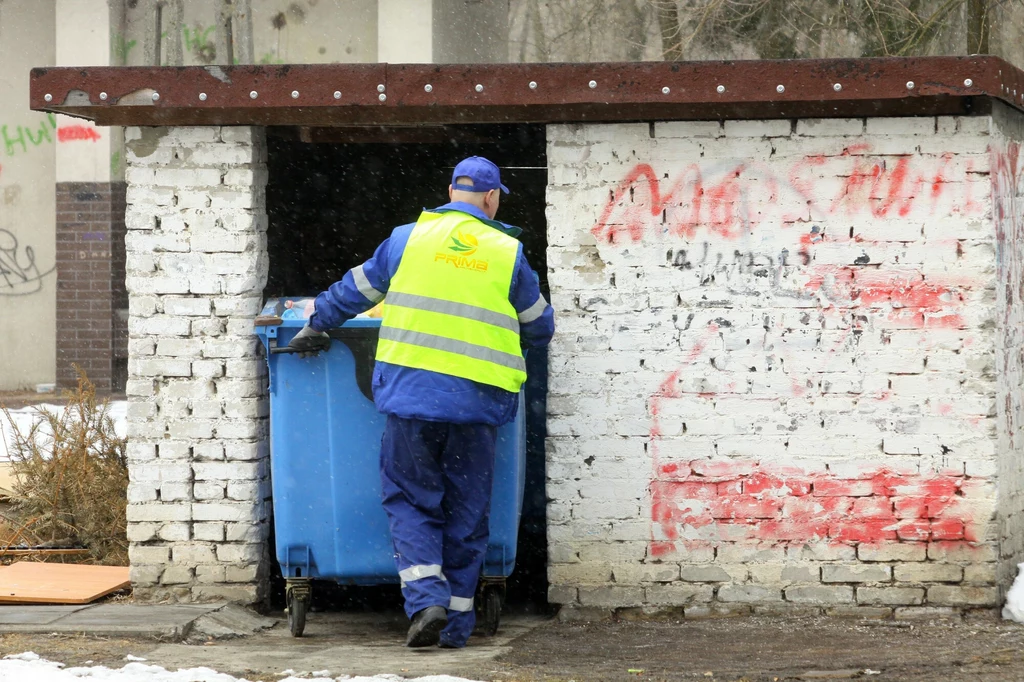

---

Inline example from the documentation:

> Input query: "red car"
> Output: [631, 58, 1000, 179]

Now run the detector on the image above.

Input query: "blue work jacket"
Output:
[309, 202, 555, 426]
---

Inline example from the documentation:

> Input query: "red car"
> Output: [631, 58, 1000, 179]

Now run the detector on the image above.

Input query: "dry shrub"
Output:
[0, 368, 128, 565]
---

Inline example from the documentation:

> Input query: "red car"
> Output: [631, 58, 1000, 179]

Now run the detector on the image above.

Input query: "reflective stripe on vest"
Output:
[517, 294, 549, 324]
[352, 264, 385, 303]
[376, 211, 526, 393]
[386, 292, 520, 334]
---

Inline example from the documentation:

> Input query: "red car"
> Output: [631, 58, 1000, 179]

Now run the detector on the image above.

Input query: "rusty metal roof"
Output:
[29, 56, 1024, 127]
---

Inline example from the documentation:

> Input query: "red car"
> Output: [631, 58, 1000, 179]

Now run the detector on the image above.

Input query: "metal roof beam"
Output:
[29, 56, 1024, 127]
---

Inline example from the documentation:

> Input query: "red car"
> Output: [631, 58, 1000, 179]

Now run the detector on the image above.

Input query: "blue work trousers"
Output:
[380, 415, 497, 648]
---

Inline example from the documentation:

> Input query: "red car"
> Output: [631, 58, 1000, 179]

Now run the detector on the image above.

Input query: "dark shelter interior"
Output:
[263, 124, 551, 618]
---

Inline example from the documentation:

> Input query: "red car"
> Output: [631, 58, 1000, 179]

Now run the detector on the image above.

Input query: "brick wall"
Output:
[123, 126, 271, 604]
[55, 181, 128, 393]
[992, 102, 1024, 594]
[112, 183, 129, 390]
[546, 115, 1007, 617]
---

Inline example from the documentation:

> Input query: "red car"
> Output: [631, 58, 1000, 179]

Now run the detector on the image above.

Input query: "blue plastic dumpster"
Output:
[255, 297, 527, 637]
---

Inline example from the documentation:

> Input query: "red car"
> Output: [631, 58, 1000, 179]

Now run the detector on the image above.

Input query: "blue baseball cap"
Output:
[451, 156, 510, 194]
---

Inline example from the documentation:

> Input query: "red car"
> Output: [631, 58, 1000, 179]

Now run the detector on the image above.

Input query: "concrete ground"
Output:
[2, 603, 1024, 680]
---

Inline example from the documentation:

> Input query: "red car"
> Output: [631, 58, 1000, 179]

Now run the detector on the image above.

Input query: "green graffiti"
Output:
[110, 150, 122, 176]
[183, 24, 217, 63]
[2, 115, 58, 157]
[24, 126, 52, 146]
[112, 33, 138, 63]
[183, 25, 215, 50]
[258, 51, 284, 65]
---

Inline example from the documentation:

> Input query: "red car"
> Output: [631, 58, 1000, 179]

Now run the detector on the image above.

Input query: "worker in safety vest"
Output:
[288, 156, 554, 648]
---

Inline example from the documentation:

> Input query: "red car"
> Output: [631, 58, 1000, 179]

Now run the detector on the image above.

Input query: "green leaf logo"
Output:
[449, 230, 478, 255]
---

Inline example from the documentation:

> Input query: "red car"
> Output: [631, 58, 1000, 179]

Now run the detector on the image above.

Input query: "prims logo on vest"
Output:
[435, 231, 489, 271]
[447, 231, 478, 256]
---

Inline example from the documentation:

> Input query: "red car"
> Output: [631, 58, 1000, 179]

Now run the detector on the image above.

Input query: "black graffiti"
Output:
[666, 243, 810, 298]
[0, 229, 54, 296]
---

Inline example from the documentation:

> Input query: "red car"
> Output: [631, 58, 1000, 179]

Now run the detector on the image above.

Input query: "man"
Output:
[287, 156, 554, 649]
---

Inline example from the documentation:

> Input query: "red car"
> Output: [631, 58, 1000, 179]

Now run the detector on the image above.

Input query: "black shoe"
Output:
[438, 640, 461, 649]
[406, 606, 447, 647]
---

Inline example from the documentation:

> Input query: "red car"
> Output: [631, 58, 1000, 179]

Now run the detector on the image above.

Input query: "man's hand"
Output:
[288, 325, 331, 358]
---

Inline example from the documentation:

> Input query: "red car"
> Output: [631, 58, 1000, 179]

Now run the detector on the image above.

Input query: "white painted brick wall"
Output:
[124, 126, 269, 605]
[546, 115, 1008, 617]
[992, 101, 1024, 597]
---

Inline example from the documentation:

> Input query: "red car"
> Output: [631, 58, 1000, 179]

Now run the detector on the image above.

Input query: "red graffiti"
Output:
[647, 320, 986, 557]
[592, 163, 662, 244]
[828, 153, 945, 218]
[803, 266, 966, 328]
[592, 147, 978, 245]
[592, 163, 772, 244]
[584, 144, 1002, 559]
[649, 459, 983, 557]
[992, 141, 1022, 236]
[648, 324, 719, 439]
[57, 125, 101, 143]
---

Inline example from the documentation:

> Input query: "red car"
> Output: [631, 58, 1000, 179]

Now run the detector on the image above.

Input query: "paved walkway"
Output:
[144, 610, 546, 679]
[0, 602, 263, 640]
[4, 603, 1024, 680]
[0, 603, 546, 680]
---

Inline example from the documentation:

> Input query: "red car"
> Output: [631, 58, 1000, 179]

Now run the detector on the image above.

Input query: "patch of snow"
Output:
[0, 653, 484, 682]
[1003, 561, 1024, 623]
[124, 655, 148, 662]
[0, 401, 126, 462]
[4, 652, 43, 661]
[407, 678, 479, 682]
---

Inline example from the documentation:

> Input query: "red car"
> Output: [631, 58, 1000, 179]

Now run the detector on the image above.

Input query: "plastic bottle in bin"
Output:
[281, 298, 315, 321]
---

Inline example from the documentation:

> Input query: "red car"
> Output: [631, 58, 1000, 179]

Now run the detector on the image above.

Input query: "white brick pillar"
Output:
[123, 126, 270, 604]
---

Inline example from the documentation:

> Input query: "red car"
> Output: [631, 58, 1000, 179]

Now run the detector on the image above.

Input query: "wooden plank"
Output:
[0, 549, 91, 558]
[0, 561, 129, 604]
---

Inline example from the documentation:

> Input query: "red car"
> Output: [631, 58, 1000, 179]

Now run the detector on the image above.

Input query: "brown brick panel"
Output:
[111, 183, 128, 368]
[111, 182, 128, 310]
[113, 311, 129, 359]
[56, 181, 122, 394]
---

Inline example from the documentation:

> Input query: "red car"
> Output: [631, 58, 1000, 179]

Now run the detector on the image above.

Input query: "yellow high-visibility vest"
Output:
[376, 210, 526, 393]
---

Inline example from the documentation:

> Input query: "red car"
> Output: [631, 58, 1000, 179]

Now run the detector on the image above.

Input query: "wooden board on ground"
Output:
[0, 549, 91, 558]
[0, 561, 129, 604]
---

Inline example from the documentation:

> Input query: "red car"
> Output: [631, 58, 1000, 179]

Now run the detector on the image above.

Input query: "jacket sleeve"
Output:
[309, 236, 392, 332]
[509, 246, 554, 349]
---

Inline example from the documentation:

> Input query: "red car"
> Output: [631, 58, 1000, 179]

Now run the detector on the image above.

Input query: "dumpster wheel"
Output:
[480, 584, 502, 637]
[286, 579, 311, 637]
